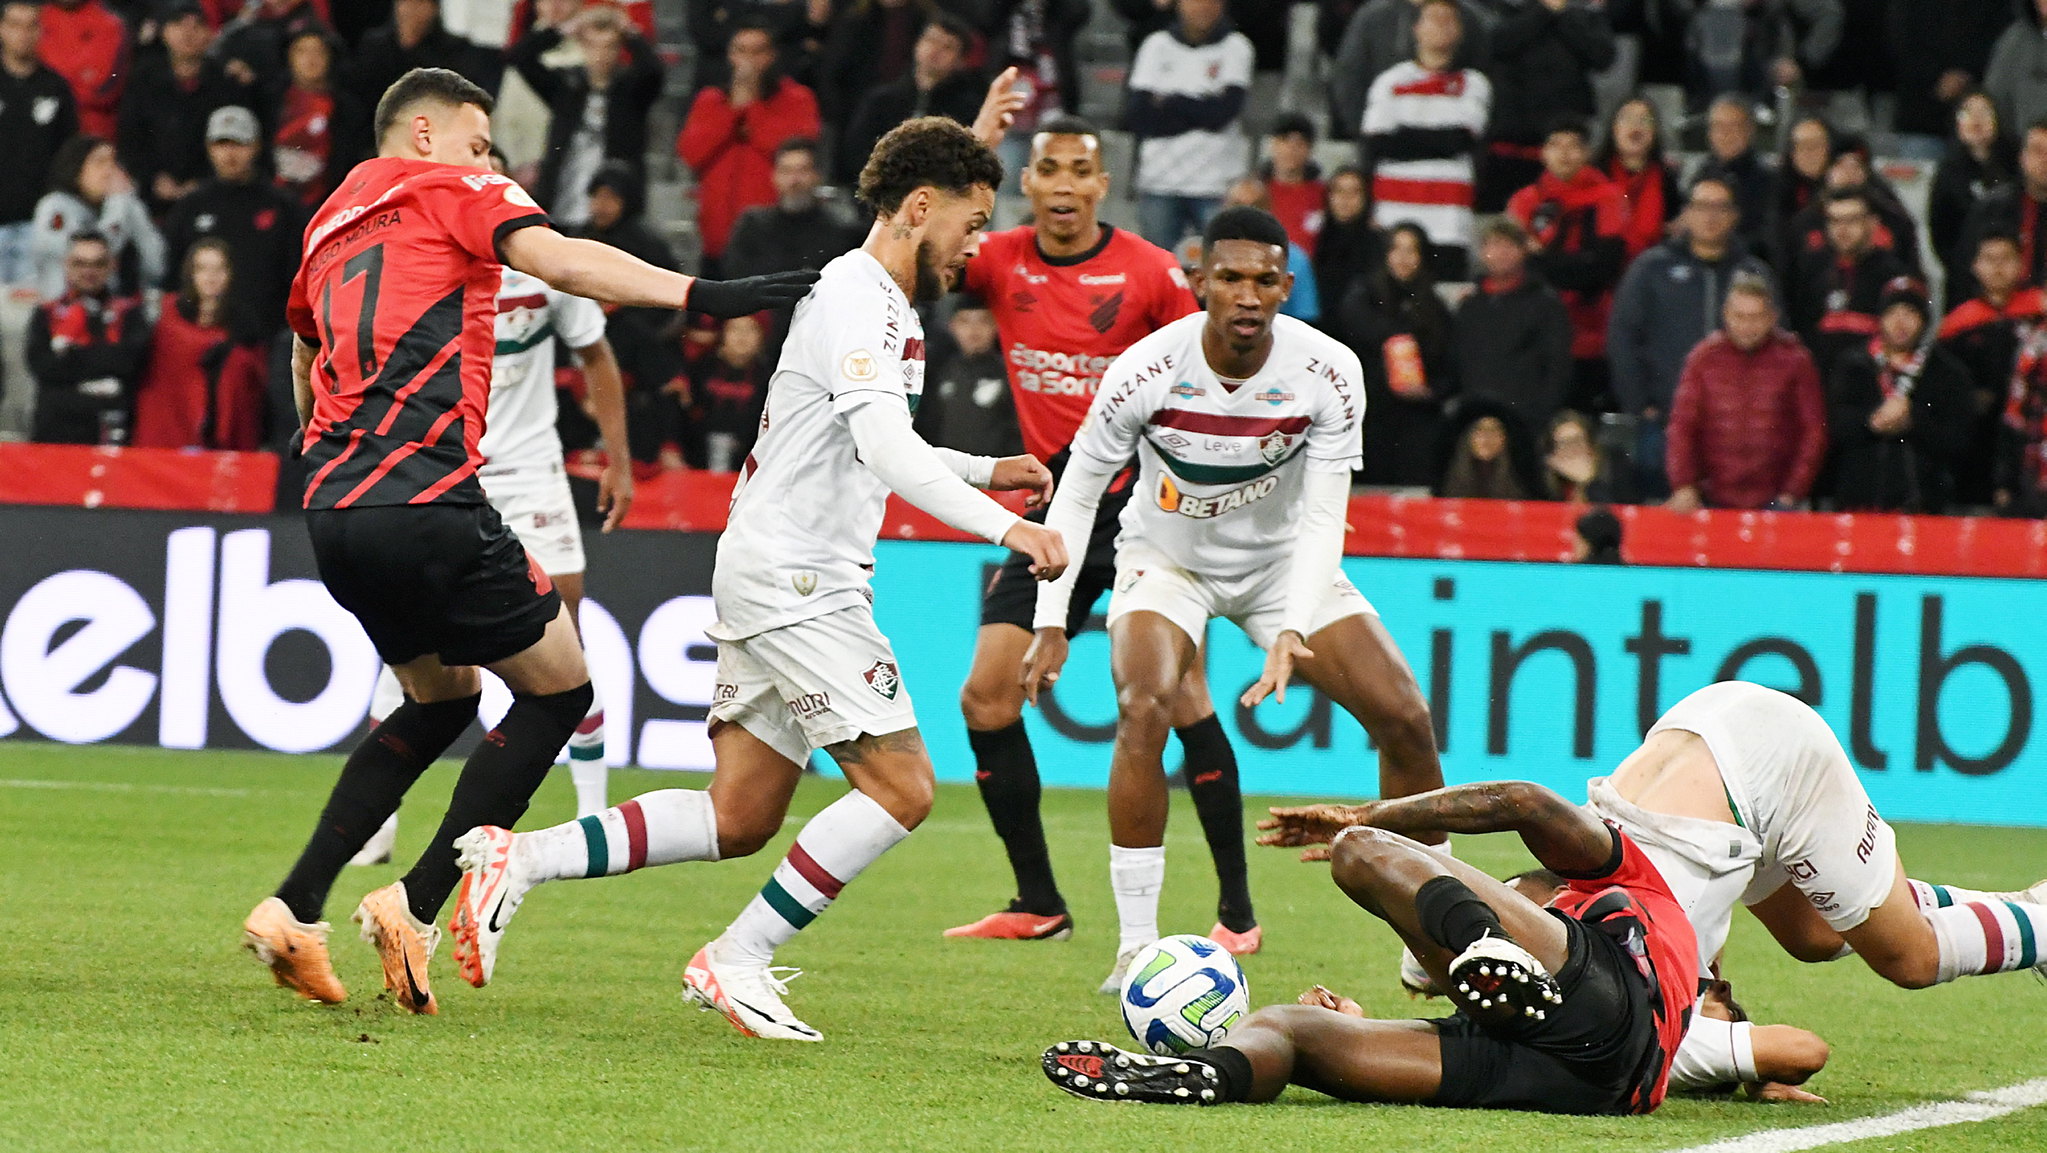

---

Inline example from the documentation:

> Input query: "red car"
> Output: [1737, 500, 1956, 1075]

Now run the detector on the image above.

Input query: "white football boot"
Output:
[450, 826, 541, 987]
[1099, 942, 1151, 995]
[683, 941, 823, 1041]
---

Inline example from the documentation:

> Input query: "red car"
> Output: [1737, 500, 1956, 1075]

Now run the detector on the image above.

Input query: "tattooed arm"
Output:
[1261, 782, 1617, 876]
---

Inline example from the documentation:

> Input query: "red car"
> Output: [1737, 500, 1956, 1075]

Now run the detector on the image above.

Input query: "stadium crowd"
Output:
[10, 0, 2047, 519]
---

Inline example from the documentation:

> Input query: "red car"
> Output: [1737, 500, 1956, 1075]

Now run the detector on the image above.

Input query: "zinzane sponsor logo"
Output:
[1156, 473, 1281, 519]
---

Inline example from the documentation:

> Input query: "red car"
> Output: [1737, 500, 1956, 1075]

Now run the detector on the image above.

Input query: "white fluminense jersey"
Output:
[711, 249, 927, 637]
[1071, 312, 1362, 579]
[477, 267, 607, 472]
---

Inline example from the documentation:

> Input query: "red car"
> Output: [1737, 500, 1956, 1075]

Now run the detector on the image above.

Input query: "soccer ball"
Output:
[1119, 934, 1249, 1056]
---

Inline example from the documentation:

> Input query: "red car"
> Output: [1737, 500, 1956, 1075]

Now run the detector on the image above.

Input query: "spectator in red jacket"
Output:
[678, 19, 822, 276]
[28, 230, 148, 445]
[1261, 112, 1325, 256]
[1667, 272, 1828, 511]
[1938, 231, 2043, 504]
[270, 27, 370, 210]
[1592, 96, 1679, 262]
[1507, 115, 1626, 412]
[133, 237, 268, 450]
[39, 0, 125, 139]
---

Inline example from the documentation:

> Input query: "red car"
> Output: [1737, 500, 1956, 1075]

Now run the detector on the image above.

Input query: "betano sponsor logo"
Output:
[1155, 472, 1281, 518]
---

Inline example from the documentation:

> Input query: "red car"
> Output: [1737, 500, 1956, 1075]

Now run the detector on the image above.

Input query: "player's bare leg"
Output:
[1748, 861, 2047, 988]
[1098, 611, 1200, 990]
[1291, 613, 1445, 840]
[953, 623, 1253, 945]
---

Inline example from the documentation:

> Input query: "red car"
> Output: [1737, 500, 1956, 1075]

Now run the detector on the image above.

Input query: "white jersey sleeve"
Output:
[1668, 1015, 1758, 1093]
[1304, 343, 1365, 472]
[548, 287, 608, 351]
[1068, 329, 1169, 467]
[818, 280, 921, 417]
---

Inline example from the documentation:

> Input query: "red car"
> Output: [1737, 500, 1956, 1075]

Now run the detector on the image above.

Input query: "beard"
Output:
[913, 236, 950, 302]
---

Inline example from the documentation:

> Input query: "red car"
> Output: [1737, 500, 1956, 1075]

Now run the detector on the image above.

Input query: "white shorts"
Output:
[1595, 682, 1898, 970]
[1105, 547, 1376, 650]
[706, 606, 919, 765]
[483, 461, 585, 577]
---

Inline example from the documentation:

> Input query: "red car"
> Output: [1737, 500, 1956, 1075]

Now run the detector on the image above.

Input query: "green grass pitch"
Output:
[3, 741, 2045, 1152]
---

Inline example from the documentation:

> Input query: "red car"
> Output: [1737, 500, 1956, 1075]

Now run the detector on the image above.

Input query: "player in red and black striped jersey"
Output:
[242, 67, 816, 1017]
[1045, 782, 1701, 1117]
[941, 105, 1264, 949]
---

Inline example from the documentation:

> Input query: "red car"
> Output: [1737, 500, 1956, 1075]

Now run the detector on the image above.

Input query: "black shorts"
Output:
[306, 502, 561, 668]
[1428, 914, 1662, 1116]
[980, 460, 1134, 635]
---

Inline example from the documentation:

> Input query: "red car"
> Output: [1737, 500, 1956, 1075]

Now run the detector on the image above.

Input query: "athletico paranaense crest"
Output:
[864, 660, 901, 700]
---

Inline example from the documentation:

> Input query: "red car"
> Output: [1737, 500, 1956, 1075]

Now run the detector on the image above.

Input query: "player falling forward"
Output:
[349, 150, 632, 867]
[1266, 681, 2047, 996]
[448, 117, 1070, 1041]
[1020, 206, 1445, 992]
[1044, 781, 1699, 1115]
[941, 109, 1259, 949]
[240, 68, 815, 1014]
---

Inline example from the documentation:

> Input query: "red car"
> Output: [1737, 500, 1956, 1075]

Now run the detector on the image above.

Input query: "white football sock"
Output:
[1111, 844, 1167, 953]
[718, 790, 910, 967]
[1925, 900, 2047, 983]
[566, 690, 606, 816]
[523, 788, 720, 883]
[1909, 879, 2010, 911]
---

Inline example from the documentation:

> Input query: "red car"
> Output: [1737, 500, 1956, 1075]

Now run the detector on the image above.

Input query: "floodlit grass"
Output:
[2, 742, 2044, 1152]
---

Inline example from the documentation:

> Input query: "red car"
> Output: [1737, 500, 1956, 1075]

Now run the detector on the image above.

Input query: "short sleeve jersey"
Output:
[477, 266, 607, 472]
[1548, 825, 1703, 1115]
[1068, 313, 1362, 579]
[289, 157, 552, 510]
[709, 249, 925, 638]
[961, 224, 1196, 463]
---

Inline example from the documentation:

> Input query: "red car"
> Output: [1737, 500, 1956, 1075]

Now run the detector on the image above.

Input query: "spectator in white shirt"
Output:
[1362, 0, 1490, 279]
[1125, 0, 1255, 252]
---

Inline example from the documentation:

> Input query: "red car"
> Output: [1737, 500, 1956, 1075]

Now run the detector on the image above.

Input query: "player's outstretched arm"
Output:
[842, 401, 1067, 579]
[970, 66, 1028, 150]
[1261, 782, 1616, 875]
[500, 227, 818, 318]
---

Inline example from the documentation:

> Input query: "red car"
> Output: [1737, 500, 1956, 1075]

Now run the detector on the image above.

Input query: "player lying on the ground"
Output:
[350, 148, 632, 866]
[1500, 869, 1830, 1103]
[1042, 781, 1699, 1114]
[941, 102, 1260, 951]
[1264, 681, 2047, 992]
[1019, 205, 1445, 992]
[447, 117, 1073, 1042]
[241, 67, 818, 1015]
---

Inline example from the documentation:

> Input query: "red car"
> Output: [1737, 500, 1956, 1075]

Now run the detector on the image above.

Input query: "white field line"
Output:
[0, 777, 255, 798]
[1664, 1078, 2047, 1153]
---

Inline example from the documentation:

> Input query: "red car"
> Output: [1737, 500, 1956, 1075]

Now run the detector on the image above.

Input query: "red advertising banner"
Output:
[4, 443, 2046, 577]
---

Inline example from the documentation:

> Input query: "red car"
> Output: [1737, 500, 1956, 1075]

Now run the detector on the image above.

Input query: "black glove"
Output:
[687, 269, 821, 318]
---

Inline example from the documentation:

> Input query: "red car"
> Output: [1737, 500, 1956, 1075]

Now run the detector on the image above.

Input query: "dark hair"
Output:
[727, 16, 777, 45]
[1202, 204, 1289, 257]
[178, 236, 234, 317]
[47, 134, 112, 200]
[1591, 96, 1666, 173]
[856, 116, 1003, 217]
[1977, 229, 2023, 253]
[923, 11, 974, 52]
[1270, 111, 1316, 142]
[775, 136, 821, 163]
[1033, 113, 1101, 142]
[373, 67, 494, 142]
[1574, 505, 1624, 559]
[68, 229, 110, 252]
[1381, 221, 1434, 281]
[1824, 185, 1871, 213]
[1543, 113, 1590, 144]
[1687, 174, 1737, 207]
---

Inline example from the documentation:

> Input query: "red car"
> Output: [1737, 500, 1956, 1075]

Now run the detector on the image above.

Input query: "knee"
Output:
[959, 676, 1023, 732]
[1866, 950, 1940, 990]
[1328, 825, 1402, 894]
[864, 771, 934, 831]
[715, 807, 781, 859]
[1374, 693, 1437, 762]
[1115, 684, 1177, 736]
